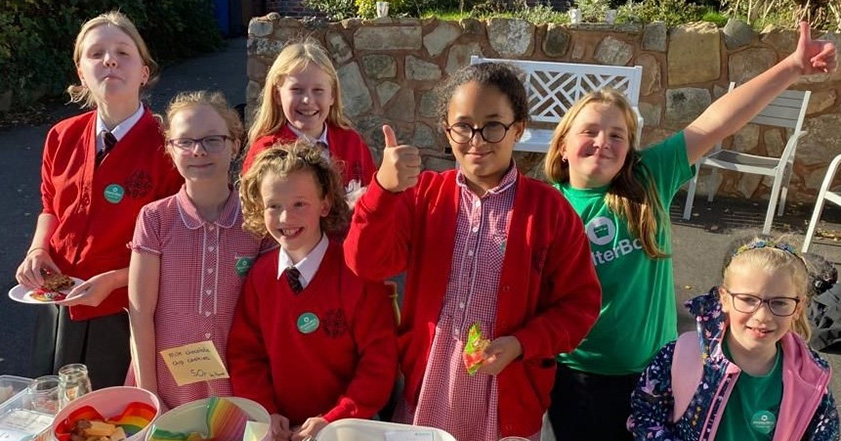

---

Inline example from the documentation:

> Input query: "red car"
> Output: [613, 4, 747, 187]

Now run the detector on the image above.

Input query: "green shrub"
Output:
[0, 0, 222, 111]
[304, 0, 356, 20]
[576, 0, 611, 22]
[617, 0, 706, 26]
[702, 9, 728, 26]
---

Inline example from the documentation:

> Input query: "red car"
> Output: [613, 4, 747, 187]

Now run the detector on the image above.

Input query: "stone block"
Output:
[406, 56, 442, 81]
[424, 22, 461, 57]
[247, 58, 268, 81]
[460, 18, 484, 35]
[338, 62, 372, 117]
[354, 26, 422, 50]
[594, 36, 633, 66]
[543, 24, 571, 58]
[665, 87, 711, 127]
[637, 53, 661, 95]
[731, 124, 760, 153]
[639, 102, 661, 127]
[246, 80, 263, 103]
[487, 18, 534, 57]
[807, 90, 836, 115]
[419, 90, 438, 118]
[642, 21, 667, 52]
[668, 22, 720, 86]
[362, 54, 397, 79]
[376, 81, 401, 106]
[723, 18, 753, 49]
[249, 19, 273, 37]
[799, 114, 841, 165]
[761, 24, 797, 53]
[247, 38, 285, 58]
[326, 31, 353, 64]
[413, 123, 438, 148]
[764, 128, 785, 157]
[445, 43, 482, 74]
[729, 48, 776, 85]
[383, 88, 415, 122]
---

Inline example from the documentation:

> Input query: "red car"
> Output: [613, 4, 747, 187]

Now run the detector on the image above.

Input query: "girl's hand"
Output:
[16, 249, 60, 290]
[62, 271, 120, 307]
[292, 417, 327, 441]
[270, 413, 292, 441]
[477, 336, 523, 376]
[790, 21, 837, 74]
[376, 125, 422, 193]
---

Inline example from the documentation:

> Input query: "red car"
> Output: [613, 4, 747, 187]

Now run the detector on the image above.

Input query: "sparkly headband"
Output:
[733, 240, 799, 257]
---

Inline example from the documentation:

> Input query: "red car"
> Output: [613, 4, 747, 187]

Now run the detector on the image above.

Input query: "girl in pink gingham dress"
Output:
[127, 91, 267, 410]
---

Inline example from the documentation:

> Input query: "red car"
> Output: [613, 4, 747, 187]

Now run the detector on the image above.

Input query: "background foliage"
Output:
[0, 0, 223, 111]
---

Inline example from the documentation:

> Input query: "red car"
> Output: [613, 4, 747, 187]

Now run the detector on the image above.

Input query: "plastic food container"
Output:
[316, 419, 457, 441]
[0, 375, 52, 441]
[0, 375, 33, 408]
[51, 386, 161, 441]
[146, 397, 270, 441]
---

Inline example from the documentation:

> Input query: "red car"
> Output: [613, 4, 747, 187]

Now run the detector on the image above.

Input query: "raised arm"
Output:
[684, 21, 836, 164]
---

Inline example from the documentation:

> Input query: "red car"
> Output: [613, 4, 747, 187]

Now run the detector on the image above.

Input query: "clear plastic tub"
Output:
[0, 375, 52, 441]
[0, 376, 32, 409]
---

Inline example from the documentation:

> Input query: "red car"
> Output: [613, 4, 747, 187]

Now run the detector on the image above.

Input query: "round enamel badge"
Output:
[235, 257, 254, 276]
[297, 312, 320, 334]
[751, 410, 776, 435]
[103, 184, 125, 204]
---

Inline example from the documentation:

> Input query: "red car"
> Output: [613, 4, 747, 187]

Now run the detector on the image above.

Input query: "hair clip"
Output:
[733, 239, 798, 258]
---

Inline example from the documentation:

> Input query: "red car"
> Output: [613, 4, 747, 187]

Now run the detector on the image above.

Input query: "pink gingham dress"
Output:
[397, 165, 519, 441]
[129, 186, 264, 409]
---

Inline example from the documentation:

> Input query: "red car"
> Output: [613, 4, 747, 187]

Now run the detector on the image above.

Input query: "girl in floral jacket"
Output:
[628, 237, 839, 441]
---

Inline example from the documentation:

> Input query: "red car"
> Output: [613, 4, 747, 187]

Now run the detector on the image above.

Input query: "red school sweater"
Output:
[344, 170, 602, 437]
[241, 124, 376, 187]
[227, 242, 398, 425]
[41, 109, 183, 321]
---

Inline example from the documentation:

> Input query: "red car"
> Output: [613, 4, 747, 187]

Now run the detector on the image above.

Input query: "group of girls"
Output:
[14, 8, 840, 441]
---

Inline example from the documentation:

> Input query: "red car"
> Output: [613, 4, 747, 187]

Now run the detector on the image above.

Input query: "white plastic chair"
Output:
[682, 82, 811, 234]
[470, 56, 644, 153]
[802, 154, 841, 252]
[316, 419, 457, 441]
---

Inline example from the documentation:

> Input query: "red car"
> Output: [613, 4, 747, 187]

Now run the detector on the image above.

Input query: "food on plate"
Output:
[463, 322, 491, 376]
[29, 271, 75, 302]
[30, 289, 68, 302]
[70, 419, 127, 441]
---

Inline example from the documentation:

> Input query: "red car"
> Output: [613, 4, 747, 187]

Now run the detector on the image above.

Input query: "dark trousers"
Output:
[31, 305, 131, 390]
[548, 364, 640, 441]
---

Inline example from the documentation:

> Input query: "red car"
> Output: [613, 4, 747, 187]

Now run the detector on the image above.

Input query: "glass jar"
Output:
[57, 363, 91, 409]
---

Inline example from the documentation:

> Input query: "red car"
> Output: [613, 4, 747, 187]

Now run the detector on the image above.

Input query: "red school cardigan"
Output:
[41, 109, 183, 321]
[344, 170, 602, 437]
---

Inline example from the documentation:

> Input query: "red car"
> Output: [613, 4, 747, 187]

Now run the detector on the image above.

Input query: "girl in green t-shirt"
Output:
[543, 22, 837, 440]
[628, 236, 838, 440]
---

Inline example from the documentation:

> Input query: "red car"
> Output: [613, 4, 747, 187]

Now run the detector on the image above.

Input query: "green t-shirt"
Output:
[716, 342, 784, 441]
[556, 132, 694, 375]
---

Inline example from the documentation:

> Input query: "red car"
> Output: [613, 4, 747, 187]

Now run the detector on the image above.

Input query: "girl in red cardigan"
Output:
[344, 62, 602, 441]
[230, 143, 397, 441]
[242, 39, 376, 204]
[14, 11, 182, 389]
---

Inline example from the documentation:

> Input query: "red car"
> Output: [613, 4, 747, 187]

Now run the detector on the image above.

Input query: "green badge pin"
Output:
[103, 184, 125, 204]
[297, 312, 319, 334]
[751, 410, 776, 435]
[235, 257, 254, 276]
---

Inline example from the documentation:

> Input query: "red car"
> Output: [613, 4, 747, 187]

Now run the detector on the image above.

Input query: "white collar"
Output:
[277, 233, 329, 289]
[288, 123, 328, 147]
[95, 104, 145, 147]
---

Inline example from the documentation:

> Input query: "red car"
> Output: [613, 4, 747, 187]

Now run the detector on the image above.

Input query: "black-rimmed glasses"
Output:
[167, 135, 232, 153]
[723, 289, 801, 317]
[445, 121, 516, 144]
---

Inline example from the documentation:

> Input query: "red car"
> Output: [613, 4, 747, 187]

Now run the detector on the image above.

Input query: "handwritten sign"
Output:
[160, 341, 229, 386]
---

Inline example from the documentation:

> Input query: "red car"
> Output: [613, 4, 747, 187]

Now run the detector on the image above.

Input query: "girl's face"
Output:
[76, 25, 149, 105]
[721, 265, 800, 355]
[446, 81, 524, 194]
[562, 102, 631, 189]
[167, 104, 238, 183]
[261, 170, 330, 263]
[277, 64, 335, 139]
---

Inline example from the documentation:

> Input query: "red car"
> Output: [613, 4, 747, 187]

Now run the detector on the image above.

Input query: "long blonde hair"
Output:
[722, 236, 812, 341]
[247, 38, 350, 146]
[544, 89, 667, 258]
[67, 11, 157, 108]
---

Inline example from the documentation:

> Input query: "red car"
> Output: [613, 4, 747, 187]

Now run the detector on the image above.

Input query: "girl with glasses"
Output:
[344, 61, 601, 441]
[127, 91, 266, 410]
[628, 236, 839, 440]
[14, 11, 183, 389]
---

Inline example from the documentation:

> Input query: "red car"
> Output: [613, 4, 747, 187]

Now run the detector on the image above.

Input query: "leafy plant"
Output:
[575, 0, 612, 22]
[304, 0, 356, 20]
[617, 0, 707, 26]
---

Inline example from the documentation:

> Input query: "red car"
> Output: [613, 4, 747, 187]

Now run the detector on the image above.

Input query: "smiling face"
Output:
[76, 24, 149, 106]
[167, 104, 238, 184]
[721, 263, 800, 356]
[277, 64, 335, 140]
[446, 81, 524, 194]
[261, 170, 330, 264]
[561, 102, 631, 189]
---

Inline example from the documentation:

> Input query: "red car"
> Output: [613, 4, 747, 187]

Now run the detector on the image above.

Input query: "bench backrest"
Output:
[470, 56, 643, 126]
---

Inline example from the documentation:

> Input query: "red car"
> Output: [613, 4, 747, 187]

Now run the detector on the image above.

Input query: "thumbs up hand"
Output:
[377, 125, 422, 193]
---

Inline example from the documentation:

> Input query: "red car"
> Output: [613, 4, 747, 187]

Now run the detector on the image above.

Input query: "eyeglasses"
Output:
[167, 135, 232, 153]
[723, 289, 801, 317]
[445, 121, 516, 144]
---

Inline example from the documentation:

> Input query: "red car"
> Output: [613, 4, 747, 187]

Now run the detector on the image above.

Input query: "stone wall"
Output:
[246, 14, 841, 202]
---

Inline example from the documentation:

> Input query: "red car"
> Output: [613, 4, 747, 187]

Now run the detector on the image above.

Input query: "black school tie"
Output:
[286, 266, 303, 294]
[315, 141, 328, 151]
[96, 131, 117, 167]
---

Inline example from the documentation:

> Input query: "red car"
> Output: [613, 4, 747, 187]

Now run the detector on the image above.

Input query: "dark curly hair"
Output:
[239, 140, 350, 238]
[434, 62, 530, 125]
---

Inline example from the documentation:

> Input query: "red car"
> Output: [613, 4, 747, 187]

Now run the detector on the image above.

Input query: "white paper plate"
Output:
[7, 277, 84, 305]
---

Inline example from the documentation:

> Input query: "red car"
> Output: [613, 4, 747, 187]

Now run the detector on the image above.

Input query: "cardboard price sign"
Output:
[160, 341, 229, 386]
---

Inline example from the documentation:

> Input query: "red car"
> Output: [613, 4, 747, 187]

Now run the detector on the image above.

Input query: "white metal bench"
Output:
[470, 56, 644, 153]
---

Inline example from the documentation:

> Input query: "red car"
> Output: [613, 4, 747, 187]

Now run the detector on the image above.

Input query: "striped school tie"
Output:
[286, 266, 303, 294]
[96, 131, 117, 167]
